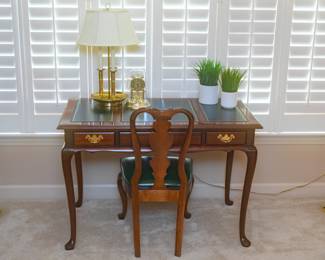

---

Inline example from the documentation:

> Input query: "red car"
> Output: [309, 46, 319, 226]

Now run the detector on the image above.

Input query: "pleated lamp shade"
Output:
[77, 8, 139, 47]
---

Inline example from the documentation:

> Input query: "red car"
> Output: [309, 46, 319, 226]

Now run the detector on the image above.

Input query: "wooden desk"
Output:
[58, 98, 262, 250]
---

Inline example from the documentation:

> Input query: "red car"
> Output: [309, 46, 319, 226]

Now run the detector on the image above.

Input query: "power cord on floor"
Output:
[193, 172, 325, 196]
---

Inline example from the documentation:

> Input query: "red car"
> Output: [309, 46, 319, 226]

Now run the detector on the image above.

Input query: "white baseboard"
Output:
[193, 183, 325, 199]
[0, 184, 118, 201]
[1, 183, 325, 201]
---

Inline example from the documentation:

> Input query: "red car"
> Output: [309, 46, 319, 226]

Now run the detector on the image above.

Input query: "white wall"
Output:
[0, 135, 325, 200]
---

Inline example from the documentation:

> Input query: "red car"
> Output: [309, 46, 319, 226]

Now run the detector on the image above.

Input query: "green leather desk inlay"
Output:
[122, 99, 197, 122]
[72, 98, 246, 123]
[72, 99, 113, 122]
[200, 103, 247, 122]
[72, 98, 197, 123]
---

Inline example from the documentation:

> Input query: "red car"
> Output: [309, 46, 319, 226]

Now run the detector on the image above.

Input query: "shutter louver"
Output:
[226, 0, 278, 129]
[281, 0, 325, 131]
[161, 0, 210, 98]
[0, 0, 22, 131]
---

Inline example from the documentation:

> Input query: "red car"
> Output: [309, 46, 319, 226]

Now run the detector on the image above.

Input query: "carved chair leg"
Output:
[117, 173, 128, 220]
[175, 191, 186, 257]
[75, 152, 83, 208]
[61, 149, 76, 250]
[132, 196, 141, 257]
[225, 150, 234, 206]
[184, 178, 194, 219]
[239, 147, 257, 247]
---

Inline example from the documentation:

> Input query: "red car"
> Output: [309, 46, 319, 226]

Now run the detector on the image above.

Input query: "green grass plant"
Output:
[219, 68, 246, 93]
[194, 59, 222, 86]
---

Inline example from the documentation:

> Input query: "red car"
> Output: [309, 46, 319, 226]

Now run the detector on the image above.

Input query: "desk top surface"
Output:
[57, 98, 262, 130]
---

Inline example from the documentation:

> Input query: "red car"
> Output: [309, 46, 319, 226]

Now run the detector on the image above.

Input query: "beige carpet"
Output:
[1, 197, 325, 260]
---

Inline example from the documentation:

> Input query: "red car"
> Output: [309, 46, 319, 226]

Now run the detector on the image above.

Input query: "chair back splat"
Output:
[129, 108, 194, 193]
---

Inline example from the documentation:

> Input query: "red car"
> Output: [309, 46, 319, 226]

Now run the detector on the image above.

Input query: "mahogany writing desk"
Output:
[57, 98, 262, 250]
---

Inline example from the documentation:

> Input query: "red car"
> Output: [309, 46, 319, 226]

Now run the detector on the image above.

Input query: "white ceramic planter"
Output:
[199, 84, 219, 105]
[221, 91, 237, 109]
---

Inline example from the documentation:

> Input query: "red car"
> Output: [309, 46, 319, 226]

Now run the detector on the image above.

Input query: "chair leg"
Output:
[184, 178, 194, 219]
[117, 173, 128, 220]
[175, 192, 186, 257]
[132, 196, 141, 257]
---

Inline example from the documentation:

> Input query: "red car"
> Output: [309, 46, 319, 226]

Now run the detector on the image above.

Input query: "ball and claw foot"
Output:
[184, 211, 191, 219]
[65, 239, 76, 250]
[240, 236, 251, 247]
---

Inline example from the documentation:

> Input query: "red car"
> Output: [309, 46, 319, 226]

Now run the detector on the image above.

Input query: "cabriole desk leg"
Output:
[61, 149, 77, 250]
[239, 146, 257, 247]
[75, 152, 83, 208]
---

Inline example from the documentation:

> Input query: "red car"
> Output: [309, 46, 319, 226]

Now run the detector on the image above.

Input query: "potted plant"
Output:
[219, 68, 246, 109]
[194, 59, 222, 105]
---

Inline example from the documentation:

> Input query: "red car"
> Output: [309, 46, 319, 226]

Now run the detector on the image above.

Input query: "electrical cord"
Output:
[193, 172, 325, 196]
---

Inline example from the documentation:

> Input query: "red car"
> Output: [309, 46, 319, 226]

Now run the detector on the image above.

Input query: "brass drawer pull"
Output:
[217, 134, 235, 144]
[85, 134, 104, 144]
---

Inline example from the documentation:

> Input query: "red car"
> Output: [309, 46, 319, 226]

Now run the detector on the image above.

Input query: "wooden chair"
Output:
[117, 108, 195, 257]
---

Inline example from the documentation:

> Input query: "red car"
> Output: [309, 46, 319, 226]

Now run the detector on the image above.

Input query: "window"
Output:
[280, 0, 325, 132]
[0, 0, 324, 134]
[158, 0, 212, 98]
[0, 0, 22, 132]
[19, 0, 147, 131]
[23, 0, 81, 131]
[223, 0, 278, 130]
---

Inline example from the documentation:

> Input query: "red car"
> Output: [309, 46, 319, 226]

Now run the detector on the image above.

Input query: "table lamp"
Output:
[77, 8, 139, 106]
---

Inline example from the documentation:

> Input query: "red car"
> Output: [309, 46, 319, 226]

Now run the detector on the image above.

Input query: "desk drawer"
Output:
[119, 132, 202, 147]
[206, 131, 246, 145]
[74, 132, 115, 146]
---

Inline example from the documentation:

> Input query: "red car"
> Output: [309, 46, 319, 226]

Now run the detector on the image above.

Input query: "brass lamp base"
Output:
[91, 91, 128, 107]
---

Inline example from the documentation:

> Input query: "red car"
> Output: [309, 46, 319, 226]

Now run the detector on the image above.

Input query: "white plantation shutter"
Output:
[0, 0, 22, 132]
[159, 0, 211, 98]
[25, 0, 81, 131]
[280, 0, 325, 131]
[1, 0, 325, 133]
[98, 0, 147, 93]
[224, 0, 278, 130]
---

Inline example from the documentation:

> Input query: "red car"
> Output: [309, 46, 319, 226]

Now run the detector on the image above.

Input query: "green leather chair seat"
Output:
[120, 156, 193, 189]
